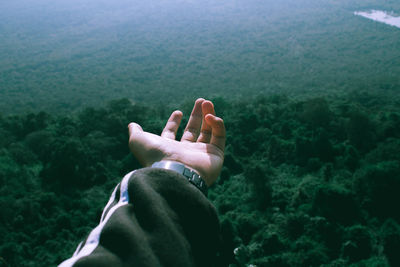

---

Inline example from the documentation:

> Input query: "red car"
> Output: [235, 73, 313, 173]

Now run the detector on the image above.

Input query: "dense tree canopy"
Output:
[0, 92, 400, 266]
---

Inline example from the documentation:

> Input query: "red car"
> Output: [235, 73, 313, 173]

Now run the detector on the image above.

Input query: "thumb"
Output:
[128, 122, 149, 166]
[128, 122, 143, 137]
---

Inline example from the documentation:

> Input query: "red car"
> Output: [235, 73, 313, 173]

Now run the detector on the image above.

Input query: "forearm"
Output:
[60, 168, 221, 267]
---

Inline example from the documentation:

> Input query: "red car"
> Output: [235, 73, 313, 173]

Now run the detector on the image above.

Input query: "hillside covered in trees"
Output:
[1, 0, 400, 114]
[1, 91, 400, 266]
[2, 0, 400, 266]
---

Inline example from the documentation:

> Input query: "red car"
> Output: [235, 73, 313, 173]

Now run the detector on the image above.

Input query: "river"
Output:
[354, 10, 400, 29]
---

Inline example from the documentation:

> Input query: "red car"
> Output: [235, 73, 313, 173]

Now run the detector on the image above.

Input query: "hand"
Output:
[128, 98, 226, 186]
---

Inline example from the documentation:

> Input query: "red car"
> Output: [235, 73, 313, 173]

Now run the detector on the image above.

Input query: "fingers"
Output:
[181, 98, 225, 151]
[197, 100, 215, 143]
[161, 110, 183, 139]
[181, 98, 205, 142]
[205, 114, 226, 151]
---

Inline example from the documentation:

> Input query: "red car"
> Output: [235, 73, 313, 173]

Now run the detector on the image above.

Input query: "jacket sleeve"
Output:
[59, 168, 221, 267]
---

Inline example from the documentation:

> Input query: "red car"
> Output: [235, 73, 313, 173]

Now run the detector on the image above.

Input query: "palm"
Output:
[129, 99, 226, 186]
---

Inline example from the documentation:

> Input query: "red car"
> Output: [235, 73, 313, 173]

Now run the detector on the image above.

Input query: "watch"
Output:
[151, 161, 208, 196]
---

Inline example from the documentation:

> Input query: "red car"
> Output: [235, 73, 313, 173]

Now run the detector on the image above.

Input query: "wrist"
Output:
[151, 161, 208, 196]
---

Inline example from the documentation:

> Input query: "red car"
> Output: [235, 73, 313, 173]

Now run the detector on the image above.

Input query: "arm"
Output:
[60, 98, 226, 267]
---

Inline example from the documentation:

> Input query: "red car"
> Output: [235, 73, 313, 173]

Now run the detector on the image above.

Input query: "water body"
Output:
[354, 10, 400, 29]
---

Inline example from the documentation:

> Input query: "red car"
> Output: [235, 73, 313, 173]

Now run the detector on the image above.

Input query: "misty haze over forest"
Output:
[1, 0, 400, 113]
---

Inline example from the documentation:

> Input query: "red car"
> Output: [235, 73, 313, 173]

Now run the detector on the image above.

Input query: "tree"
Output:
[354, 161, 400, 220]
[245, 162, 272, 210]
[346, 109, 376, 152]
[300, 97, 332, 129]
[312, 185, 358, 225]
[381, 219, 400, 267]
[341, 224, 372, 262]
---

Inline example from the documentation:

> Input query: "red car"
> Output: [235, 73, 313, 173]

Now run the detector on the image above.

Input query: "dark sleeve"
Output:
[59, 168, 221, 267]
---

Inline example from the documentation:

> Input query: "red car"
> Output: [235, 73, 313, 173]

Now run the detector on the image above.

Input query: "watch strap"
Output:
[151, 161, 208, 196]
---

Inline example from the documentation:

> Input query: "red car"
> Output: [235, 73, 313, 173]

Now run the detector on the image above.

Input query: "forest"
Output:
[1, 0, 400, 266]
[1, 0, 400, 114]
[1, 91, 400, 266]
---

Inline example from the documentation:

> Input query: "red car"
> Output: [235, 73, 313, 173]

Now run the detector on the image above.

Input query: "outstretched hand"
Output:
[128, 98, 226, 186]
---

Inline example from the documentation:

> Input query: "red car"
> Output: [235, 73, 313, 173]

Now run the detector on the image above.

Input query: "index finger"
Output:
[161, 110, 183, 139]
